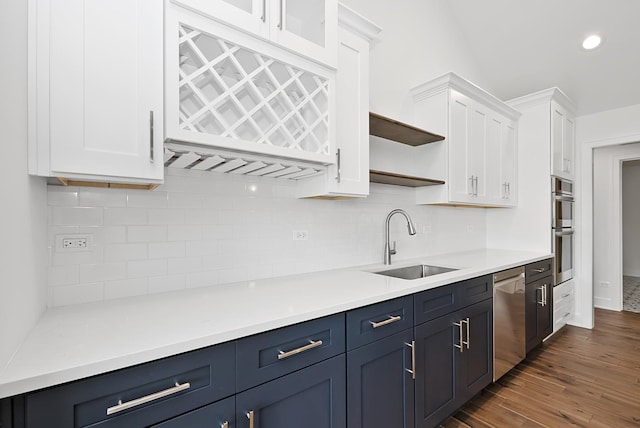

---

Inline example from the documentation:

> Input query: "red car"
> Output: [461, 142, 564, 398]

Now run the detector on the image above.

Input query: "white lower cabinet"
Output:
[28, 0, 164, 186]
[553, 280, 575, 332]
[297, 4, 381, 198]
[411, 73, 520, 207]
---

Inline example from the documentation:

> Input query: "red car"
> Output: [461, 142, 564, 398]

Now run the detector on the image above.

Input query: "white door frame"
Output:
[578, 133, 640, 328]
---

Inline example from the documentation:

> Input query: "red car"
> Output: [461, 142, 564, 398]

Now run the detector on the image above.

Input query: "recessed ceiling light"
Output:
[582, 34, 602, 50]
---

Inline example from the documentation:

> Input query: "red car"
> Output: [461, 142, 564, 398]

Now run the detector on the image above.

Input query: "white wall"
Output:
[341, 0, 491, 122]
[622, 161, 640, 277]
[576, 103, 640, 324]
[0, 0, 48, 370]
[46, 171, 486, 306]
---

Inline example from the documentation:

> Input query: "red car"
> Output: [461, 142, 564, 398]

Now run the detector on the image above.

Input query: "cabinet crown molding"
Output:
[337, 3, 382, 43]
[411, 72, 521, 121]
[507, 87, 577, 113]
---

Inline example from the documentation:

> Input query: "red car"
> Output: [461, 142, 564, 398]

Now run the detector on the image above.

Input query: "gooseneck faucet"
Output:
[384, 209, 417, 265]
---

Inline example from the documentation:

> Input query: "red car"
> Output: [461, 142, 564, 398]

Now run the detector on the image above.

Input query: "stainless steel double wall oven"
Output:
[552, 176, 574, 285]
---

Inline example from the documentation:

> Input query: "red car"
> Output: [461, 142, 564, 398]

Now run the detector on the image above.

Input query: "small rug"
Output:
[623, 276, 640, 312]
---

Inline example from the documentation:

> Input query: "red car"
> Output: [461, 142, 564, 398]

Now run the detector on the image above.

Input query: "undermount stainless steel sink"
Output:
[373, 264, 458, 280]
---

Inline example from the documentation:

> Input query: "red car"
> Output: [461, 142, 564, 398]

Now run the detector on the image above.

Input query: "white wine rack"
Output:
[177, 23, 331, 159]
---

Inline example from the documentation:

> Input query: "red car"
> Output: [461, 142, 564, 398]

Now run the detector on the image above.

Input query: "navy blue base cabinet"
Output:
[236, 355, 346, 428]
[415, 298, 493, 428]
[347, 329, 414, 428]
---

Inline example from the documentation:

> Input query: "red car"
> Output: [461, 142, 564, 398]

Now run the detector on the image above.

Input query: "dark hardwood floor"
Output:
[441, 308, 640, 427]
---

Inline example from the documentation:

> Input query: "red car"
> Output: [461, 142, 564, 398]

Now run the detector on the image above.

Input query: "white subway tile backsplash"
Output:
[127, 259, 167, 278]
[104, 278, 148, 300]
[104, 243, 147, 262]
[79, 263, 126, 283]
[51, 207, 103, 226]
[46, 169, 488, 307]
[104, 207, 147, 225]
[127, 190, 168, 208]
[127, 225, 167, 243]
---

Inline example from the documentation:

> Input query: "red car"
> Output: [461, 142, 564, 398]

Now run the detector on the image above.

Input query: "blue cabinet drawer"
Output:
[346, 295, 413, 350]
[525, 259, 553, 283]
[151, 396, 234, 428]
[236, 313, 345, 392]
[25, 342, 235, 428]
[414, 276, 492, 325]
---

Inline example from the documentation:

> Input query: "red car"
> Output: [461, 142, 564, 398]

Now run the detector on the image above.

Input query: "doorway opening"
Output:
[622, 159, 640, 312]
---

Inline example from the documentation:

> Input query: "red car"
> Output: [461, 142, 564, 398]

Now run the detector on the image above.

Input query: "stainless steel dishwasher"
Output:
[493, 266, 526, 381]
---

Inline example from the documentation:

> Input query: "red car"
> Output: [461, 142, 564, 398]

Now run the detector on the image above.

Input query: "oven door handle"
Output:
[554, 230, 575, 236]
[554, 195, 575, 203]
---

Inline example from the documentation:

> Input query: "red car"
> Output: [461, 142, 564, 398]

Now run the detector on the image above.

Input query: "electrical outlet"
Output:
[293, 230, 308, 241]
[56, 234, 91, 252]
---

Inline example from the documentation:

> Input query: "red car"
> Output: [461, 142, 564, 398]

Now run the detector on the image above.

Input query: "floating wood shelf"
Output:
[369, 170, 445, 187]
[369, 112, 444, 146]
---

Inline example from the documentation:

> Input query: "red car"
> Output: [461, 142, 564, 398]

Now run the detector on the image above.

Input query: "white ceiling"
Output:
[444, 0, 640, 116]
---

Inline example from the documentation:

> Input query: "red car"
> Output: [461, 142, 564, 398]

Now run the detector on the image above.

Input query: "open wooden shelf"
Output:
[369, 170, 445, 187]
[369, 112, 444, 146]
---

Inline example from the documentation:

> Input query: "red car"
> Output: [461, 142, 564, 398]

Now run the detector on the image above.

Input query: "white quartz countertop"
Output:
[0, 249, 551, 398]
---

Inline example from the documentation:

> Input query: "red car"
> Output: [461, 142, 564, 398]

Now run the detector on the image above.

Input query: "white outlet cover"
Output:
[55, 234, 93, 252]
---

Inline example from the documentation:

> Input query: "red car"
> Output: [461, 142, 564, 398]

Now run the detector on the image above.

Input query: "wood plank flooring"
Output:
[441, 308, 640, 427]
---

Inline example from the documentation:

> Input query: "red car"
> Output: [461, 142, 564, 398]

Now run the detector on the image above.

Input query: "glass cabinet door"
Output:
[269, 0, 337, 67]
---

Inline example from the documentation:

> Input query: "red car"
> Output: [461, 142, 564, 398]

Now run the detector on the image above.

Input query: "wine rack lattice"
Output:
[178, 24, 330, 157]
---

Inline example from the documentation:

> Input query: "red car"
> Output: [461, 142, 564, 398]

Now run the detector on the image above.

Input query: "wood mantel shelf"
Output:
[369, 112, 444, 146]
[369, 170, 445, 187]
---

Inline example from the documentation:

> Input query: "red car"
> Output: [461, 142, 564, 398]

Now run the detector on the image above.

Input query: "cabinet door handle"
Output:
[463, 317, 470, 349]
[260, 0, 266, 22]
[335, 148, 341, 183]
[149, 110, 155, 163]
[277, 339, 323, 360]
[404, 341, 416, 379]
[277, 0, 283, 29]
[507, 182, 511, 198]
[370, 315, 401, 328]
[106, 382, 190, 415]
[532, 267, 546, 273]
[474, 176, 479, 196]
[453, 321, 464, 353]
[247, 410, 255, 428]
[468, 176, 474, 195]
[537, 286, 545, 306]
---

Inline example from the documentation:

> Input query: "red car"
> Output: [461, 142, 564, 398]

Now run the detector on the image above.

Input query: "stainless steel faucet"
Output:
[384, 209, 417, 265]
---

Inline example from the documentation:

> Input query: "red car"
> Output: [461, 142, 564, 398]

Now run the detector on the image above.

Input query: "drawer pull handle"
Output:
[532, 267, 546, 273]
[370, 315, 402, 328]
[562, 293, 571, 298]
[106, 382, 190, 415]
[278, 339, 323, 360]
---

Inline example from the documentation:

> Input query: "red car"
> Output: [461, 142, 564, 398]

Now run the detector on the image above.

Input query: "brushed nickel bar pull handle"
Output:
[336, 148, 341, 183]
[564, 312, 571, 318]
[468, 176, 474, 195]
[278, 339, 323, 360]
[453, 321, 464, 353]
[532, 267, 546, 273]
[106, 382, 190, 415]
[404, 341, 416, 379]
[260, 0, 266, 22]
[277, 0, 283, 29]
[544, 284, 548, 306]
[370, 315, 401, 328]
[464, 317, 470, 349]
[247, 410, 254, 428]
[537, 286, 545, 306]
[149, 110, 155, 163]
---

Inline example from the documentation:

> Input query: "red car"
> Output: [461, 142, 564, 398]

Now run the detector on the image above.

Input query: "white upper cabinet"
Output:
[411, 73, 520, 207]
[28, 0, 164, 186]
[165, 4, 336, 167]
[297, 4, 381, 198]
[551, 99, 576, 180]
[171, 0, 337, 67]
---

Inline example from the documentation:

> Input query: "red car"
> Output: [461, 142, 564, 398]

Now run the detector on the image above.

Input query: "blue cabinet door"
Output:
[346, 329, 414, 428]
[414, 312, 459, 428]
[236, 355, 346, 428]
[457, 298, 493, 400]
